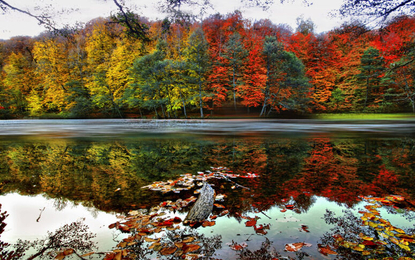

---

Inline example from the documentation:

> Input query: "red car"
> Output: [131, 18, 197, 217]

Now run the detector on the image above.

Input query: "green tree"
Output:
[261, 36, 310, 116]
[222, 32, 248, 110]
[130, 40, 170, 118]
[356, 46, 386, 110]
[184, 27, 210, 118]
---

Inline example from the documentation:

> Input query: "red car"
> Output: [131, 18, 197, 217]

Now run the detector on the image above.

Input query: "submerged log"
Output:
[184, 182, 215, 224]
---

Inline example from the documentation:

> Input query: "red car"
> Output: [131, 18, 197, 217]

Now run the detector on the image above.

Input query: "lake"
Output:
[1, 119, 415, 259]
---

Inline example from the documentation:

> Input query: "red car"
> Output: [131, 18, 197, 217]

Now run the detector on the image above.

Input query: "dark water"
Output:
[1, 119, 415, 259]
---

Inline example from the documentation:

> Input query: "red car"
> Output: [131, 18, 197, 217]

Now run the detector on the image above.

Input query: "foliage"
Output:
[1, 13, 415, 118]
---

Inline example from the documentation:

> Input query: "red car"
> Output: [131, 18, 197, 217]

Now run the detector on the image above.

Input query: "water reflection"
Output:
[1, 133, 415, 259]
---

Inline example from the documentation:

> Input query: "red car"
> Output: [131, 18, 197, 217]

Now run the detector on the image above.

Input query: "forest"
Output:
[0, 11, 415, 119]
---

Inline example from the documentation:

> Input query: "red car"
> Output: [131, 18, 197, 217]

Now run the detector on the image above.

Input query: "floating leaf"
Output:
[183, 237, 195, 243]
[55, 249, 74, 260]
[359, 233, 374, 241]
[80, 252, 95, 257]
[214, 203, 225, 209]
[318, 244, 337, 255]
[202, 221, 215, 227]
[300, 225, 310, 232]
[144, 237, 160, 243]
[285, 204, 295, 210]
[285, 242, 310, 252]
[183, 244, 201, 253]
[160, 247, 177, 255]
[245, 218, 257, 227]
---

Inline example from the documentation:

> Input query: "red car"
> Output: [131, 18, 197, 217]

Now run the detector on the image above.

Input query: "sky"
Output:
[0, 0, 347, 40]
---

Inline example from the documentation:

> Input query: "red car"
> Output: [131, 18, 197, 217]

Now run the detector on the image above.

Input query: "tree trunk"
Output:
[199, 81, 204, 118]
[184, 182, 215, 224]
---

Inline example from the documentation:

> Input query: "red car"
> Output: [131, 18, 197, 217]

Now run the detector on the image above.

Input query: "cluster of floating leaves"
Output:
[329, 195, 415, 259]
[104, 167, 255, 259]
[141, 167, 258, 193]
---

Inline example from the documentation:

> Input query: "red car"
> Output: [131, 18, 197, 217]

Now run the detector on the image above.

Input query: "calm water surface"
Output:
[1, 119, 415, 259]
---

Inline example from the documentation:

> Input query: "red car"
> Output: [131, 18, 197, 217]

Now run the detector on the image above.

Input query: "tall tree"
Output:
[384, 43, 415, 112]
[356, 46, 386, 110]
[261, 36, 310, 116]
[239, 32, 266, 111]
[222, 32, 248, 109]
[185, 27, 210, 118]
[2, 52, 37, 115]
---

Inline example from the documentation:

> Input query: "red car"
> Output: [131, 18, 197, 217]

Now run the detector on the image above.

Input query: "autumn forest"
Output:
[1, 12, 415, 119]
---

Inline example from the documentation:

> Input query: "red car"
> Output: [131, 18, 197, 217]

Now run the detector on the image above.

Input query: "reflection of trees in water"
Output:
[2, 136, 415, 214]
[0, 204, 97, 259]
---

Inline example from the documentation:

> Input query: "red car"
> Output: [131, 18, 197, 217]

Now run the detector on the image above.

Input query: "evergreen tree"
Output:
[185, 27, 210, 118]
[356, 46, 385, 110]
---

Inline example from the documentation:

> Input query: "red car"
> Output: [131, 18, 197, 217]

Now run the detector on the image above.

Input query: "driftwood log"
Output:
[184, 182, 215, 224]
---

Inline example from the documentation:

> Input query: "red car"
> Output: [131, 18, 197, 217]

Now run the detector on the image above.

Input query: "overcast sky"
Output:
[0, 0, 347, 40]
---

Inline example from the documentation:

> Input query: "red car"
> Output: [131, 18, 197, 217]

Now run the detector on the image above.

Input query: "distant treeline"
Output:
[0, 12, 414, 118]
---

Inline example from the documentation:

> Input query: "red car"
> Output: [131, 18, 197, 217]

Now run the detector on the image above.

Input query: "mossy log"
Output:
[184, 182, 215, 223]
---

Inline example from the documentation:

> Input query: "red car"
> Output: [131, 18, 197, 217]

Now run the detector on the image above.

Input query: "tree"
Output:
[222, 32, 248, 110]
[185, 27, 210, 118]
[356, 46, 386, 110]
[2, 52, 37, 115]
[33, 38, 71, 113]
[384, 43, 415, 112]
[85, 19, 123, 117]
[130, 40, 171, 118]
[261, 36, 310, 116]
[239, 32, 266, 111]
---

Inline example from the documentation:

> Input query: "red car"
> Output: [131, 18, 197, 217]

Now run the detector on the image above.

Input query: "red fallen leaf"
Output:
[202, 221, 215, 227]
[362, 240, 378, 246]
[285, 204, 295, 210]
[254, 224, 270, 235]
[158, 220, 174, 227]
[245, 218, 257, 227]
[210, 215, 218, 220]
[173, 217, 182, 223]
[281, 198, 289, 203]
[280, 209, 287, 213]
[214, 204, 225, 209]
[318, 244, 337, 256]
[228, 242, 247, 251]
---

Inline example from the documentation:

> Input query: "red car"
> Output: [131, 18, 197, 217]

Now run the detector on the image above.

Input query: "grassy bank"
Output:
[313, 113, 415, 120]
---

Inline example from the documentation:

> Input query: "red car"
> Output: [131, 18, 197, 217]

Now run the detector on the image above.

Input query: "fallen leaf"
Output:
[202, 221, 215, 227]
[55, 249, 74, 260]
[214, 203, 225, 209]
[80, 252, 95, 257]
[285, 204, 295, 210]
[300, 225, 310, 232]
[285, 242, 306, 252]
[245, 218, 257, 227]
[160, 247, 177, 255]
[318, 244, 337, 255]
[183, 237, 195, 243]
[183, 244, 201, 253]
[144, 237, 160, 243]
